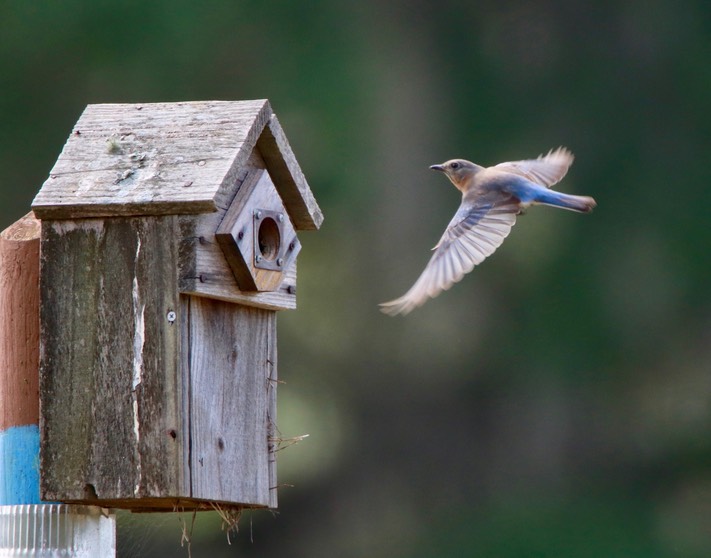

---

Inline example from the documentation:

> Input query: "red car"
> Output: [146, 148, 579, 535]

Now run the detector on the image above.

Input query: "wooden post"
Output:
[0, 213, 117, 556]
[0, 212, 41, 505]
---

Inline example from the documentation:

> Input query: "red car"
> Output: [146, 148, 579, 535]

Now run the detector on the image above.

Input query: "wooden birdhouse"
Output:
[31, 100, 323, 511]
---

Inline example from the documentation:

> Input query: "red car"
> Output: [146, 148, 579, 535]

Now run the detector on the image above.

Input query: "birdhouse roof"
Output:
[32, 100, 323, 230]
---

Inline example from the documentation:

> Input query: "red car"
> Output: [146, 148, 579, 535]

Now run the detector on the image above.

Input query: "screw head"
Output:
[254, 210, 262, 220]
[278, 213, 284, 223]
[167, 310, 176, 323]
[276, 258, 284, 267]
[255, 254, 262, 263]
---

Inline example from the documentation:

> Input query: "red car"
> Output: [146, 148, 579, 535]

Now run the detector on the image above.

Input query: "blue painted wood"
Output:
[0, 425, 41, 505]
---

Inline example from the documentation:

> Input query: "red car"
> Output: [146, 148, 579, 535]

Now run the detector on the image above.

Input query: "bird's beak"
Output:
[430, 164, 445, 172]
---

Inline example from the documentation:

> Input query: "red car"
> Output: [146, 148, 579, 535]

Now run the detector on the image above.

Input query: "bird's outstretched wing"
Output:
[380, 195, 520, 316]
[493, 146, 574, 188]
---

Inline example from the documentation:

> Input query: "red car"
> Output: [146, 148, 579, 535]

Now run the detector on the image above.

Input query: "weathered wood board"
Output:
[185, 296, 277, 508]
[39, 216, 187, 507]
[257, 114, 323, 230]
[32, 100, 271, 219]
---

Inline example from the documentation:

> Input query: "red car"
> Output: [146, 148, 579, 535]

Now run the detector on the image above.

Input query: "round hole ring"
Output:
[257, 217, 281, 261]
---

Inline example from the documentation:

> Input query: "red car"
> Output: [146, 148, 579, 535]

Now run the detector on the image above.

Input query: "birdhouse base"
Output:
[52, 497, 262, 514]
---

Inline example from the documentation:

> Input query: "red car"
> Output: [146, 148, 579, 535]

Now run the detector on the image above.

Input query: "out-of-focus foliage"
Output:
[2, 1, 710, 556]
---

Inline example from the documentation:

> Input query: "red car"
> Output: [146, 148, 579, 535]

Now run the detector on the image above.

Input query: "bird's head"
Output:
[430, 159, 480, 191]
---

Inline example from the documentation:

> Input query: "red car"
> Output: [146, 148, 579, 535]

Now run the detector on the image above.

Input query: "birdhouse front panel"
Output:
[179, 148, 300, 311]
[32, 100, 322, 511]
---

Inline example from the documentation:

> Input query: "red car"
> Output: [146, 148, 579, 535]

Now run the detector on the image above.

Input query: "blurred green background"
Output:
[2, 1, 711, 556]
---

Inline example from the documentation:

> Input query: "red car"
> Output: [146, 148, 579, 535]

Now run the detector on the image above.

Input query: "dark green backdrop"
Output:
[2, 2, 710, 556]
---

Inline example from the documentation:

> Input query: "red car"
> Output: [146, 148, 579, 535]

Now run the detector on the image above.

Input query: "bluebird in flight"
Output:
[380, 147, 596, 316]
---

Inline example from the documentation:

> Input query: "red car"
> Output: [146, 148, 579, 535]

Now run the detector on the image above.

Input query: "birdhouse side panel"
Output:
[39, 216, 187, 506]
[185, 296, 277, 507]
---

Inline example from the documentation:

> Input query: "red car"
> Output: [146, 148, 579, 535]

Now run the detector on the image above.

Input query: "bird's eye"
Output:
[450, 162, 460, 170]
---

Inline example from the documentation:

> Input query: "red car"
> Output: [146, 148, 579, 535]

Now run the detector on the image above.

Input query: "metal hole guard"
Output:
[253, 209, 284, 270]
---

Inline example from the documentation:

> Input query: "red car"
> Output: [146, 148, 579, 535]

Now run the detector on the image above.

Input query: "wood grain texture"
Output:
[39, 216, 186, 504]
[0, 213, 41, 430]
[267, 323, 278, 509]
[32, 100, 271, 219]
[185, 296, 276, 507]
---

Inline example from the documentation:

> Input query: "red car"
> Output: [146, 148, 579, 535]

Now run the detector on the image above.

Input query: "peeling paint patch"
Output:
[131, 236, 144, 495]
[132, 237, 145, 392]
[50, 219, 105, 235]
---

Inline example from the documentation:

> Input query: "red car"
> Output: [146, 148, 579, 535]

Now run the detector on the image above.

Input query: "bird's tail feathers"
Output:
[534, 190, 597, 213]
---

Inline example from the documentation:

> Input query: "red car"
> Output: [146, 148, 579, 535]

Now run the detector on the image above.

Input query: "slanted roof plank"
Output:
[256, 115, 324, 230]
[32, 100, 271, 219]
